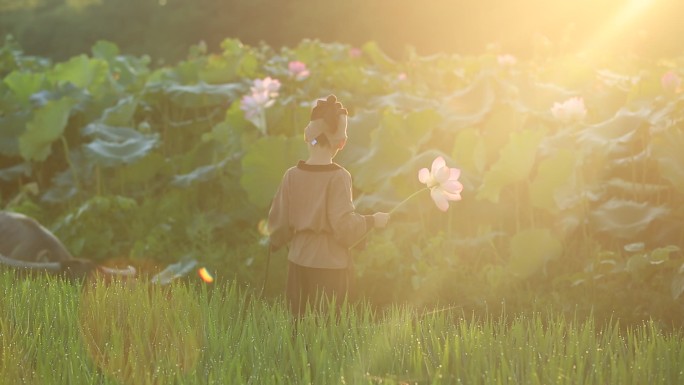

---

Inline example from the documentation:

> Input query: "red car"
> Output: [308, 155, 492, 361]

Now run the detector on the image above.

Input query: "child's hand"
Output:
[372, 212, 390, 228]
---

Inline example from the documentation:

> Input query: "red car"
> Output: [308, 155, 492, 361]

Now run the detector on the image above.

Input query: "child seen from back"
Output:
[268, 95, 390, 317]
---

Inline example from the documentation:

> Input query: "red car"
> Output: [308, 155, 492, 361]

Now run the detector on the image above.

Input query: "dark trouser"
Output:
[286, 261, 351, 318]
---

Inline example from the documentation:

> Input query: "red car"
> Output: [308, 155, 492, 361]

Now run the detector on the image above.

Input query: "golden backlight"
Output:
[580, 0, 659, 56]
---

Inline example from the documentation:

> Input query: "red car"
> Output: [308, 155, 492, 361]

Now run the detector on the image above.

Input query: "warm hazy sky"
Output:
[1, 0, 681, 60]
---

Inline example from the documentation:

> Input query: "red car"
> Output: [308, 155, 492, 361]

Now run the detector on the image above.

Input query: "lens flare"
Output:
[198, 267, 214, 283]
[257, 219, 270, 236]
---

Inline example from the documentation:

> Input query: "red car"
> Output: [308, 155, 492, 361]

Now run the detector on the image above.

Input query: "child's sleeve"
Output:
[327, 171, 374, 248]
[268, 172, 293, 251]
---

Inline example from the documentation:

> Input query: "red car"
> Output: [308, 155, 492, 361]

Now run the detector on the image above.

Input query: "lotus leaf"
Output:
[48, 55, 109, 92]
[451, 128, 487, 176]
[28, 82, 91, 109]
[368, 93, 437, 112]
[91, 40, 120, 60]
[0, 162, 31, 182]
[624, 242, 646, 252]
[240, 136, 307, 208]
[626, 254, 649, 272]
[590, 199, 669, 238]
[91, 40, 151, 90]
[172, 155, 236, 188]
[440, 74, 496, 129]
[529, 149, 578, 212]
[82, 124, 159, 167]
[0, 111, 30, 156]
[508, 228, 562, 279]
[384, 108, 439, 150]
[479, 103, 526, 162]
[606, 178, 669, 198]
[513, 80, 575, 113]
[626, 73, 662, 104]
[41, 150, 93, 203]
[151, 257, 198, 285]
[19, 98, 75, 162]
[361, 41, 395, 71]
[348, 109, 433, 192]
[477, 129, 546, 203]
[485, 264, 507, 289]
[3, 71, 46, 105]
[596, 69, 638, 92]
[220, 38, 247, 56]
[577, 107, 649, 153]
[649, 98, 684, 134]
[671, 264, 684, 300]
[199, 50, 260, 84]
[649, 245, 679, 265]
[165, 82, 244, 108]
[117, 152, 167, 186]
[333, 110, 379, 167]
[651, 126, 684, 194]
[331, 65, 374, 93]
[101, 96, 139, 126]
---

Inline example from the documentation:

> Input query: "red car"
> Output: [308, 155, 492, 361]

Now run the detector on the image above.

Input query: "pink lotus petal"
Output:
[449, 168, 461, 181]
[434, 166, 450, 184]
[430, 188, 450, 212]
[418, 168, 431, 184]
[442, 190, 462, 201]
[431, 156, 446, 175]
[349, 47, 362, 58]
[661, 71, 681, 93]
[442, 180, 463, 194]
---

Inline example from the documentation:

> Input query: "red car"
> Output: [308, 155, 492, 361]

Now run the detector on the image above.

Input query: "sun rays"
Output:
[579, 0, 658, 57]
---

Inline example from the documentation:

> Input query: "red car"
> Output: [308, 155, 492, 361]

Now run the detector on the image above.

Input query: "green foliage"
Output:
[508, 228, 562, 279]
[2, 38, 684, 320]
[476, 128, 547, 203]
[52, 195, 138, 261]
[19, 97, 75, 161]
[651, 125, 684, 194]
[240, 135, 307, 209]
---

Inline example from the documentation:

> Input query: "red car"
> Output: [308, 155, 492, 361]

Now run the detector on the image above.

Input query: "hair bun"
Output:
[310, 94, 348, 132]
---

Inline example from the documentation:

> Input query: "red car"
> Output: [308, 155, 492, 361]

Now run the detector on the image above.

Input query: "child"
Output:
[268, 94, 390, 317]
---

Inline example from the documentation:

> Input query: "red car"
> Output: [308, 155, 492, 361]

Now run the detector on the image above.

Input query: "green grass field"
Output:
[1, 271, 682, 385]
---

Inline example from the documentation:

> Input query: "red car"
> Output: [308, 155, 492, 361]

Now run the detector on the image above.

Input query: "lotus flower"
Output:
[240, 77, 281, 134]
[551, 97, 587, 123]
[241, 92, 274, 119]
[497, 54, 517, 67]
[250, 77, 281, 95]
[349, 47, 362, 58]
[418, 156, 463, 211]
[661, 71, 681, 93]
[288, 61, 310, 81]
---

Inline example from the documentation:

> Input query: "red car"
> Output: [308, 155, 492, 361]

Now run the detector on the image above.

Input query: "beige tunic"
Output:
[268, 161, 372, 269]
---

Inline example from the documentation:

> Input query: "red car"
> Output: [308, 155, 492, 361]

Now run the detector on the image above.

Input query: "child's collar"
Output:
[296, 160, 341, 172]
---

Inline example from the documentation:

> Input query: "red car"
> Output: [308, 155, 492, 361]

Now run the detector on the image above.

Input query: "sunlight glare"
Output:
[580, 0, 658, 56]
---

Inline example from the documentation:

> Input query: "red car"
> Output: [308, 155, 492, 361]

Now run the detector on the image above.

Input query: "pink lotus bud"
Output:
[551, 97, 587, 123]
[349, 47, 362, 58]
[497, 54, 517, 67]
[661, 71, 681, 93]
[288, 61, 310, 81]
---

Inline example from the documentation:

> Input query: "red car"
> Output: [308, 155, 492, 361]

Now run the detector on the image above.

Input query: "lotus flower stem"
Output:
[60, 136, 81, 194]
[388, 187, 430, 215]
[350, 187, 429, 250]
